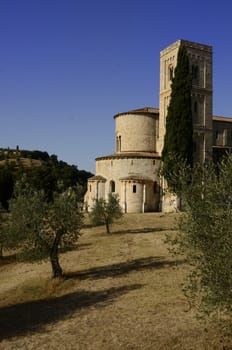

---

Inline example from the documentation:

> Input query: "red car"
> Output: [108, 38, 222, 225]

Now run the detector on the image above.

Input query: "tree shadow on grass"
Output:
[65, 256, 185, 281]
[0, 254, 17, 267]
[112, 227, 176, 235]
[59, 242, 92, 254]
[0, 284, 142, 341]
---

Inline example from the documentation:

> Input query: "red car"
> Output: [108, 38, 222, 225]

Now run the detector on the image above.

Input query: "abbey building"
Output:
[85, 39, 232, 213]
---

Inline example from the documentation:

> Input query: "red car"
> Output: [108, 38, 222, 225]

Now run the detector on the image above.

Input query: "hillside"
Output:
[0, 157, 42, 168]
[0, 147, 93, 209]
[0, 148, 70, 168]
[0, 148, 50, 164]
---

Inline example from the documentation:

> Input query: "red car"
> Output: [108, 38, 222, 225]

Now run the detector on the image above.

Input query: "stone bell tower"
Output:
[158, 39, 213, 163]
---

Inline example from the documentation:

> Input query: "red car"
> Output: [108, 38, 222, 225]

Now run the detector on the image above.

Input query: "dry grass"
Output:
[0, 213, 231, 349]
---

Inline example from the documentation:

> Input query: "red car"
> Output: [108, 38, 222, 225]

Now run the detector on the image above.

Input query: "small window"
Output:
[116, 136, 119, 152]
[192, 65, 199, 80]
[119, 135, 121, 152]
[215, 130, 219, 140]
[116, 135, 122, 152]
[110, 181, 115, 193]
[194, 101, 198, 113]
[169, 66, 174, 81]
[133, 185, 136, 193]
[89, 185, 92, 192]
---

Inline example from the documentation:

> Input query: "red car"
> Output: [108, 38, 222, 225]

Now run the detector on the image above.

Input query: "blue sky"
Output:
[1, 0, 232, 173]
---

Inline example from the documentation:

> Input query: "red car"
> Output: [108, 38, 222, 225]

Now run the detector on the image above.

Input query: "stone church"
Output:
[84, 39, 232, 213]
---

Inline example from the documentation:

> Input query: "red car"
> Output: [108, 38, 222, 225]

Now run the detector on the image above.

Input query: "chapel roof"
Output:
[96, 152, 160, 161]
[113, 107, 232, 122]
[213, 116, 232, 123]
[119, 175, 154, 182]
[114, 107, 159, 119]
[88, 175, 106, 182]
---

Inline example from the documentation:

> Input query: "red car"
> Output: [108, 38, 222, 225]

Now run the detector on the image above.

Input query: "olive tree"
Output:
[6, 181, 83, 278]
[168, 154, 232, 317]
[90, 193, 123, 233]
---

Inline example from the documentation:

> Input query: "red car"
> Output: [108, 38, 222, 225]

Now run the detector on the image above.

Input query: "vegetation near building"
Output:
[167, 154, 232, 317]
[162, 46, 193, 192]
[5, 180, 83, 278]
[90, 193, 123, 233]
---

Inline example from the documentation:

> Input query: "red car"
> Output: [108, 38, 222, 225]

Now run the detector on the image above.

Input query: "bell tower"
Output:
[158, 39, 213, 163]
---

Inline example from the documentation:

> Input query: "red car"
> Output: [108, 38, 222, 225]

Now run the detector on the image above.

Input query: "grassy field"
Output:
[0, 213, 231, 349]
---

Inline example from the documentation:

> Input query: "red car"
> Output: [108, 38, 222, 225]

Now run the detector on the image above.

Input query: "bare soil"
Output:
[0, 213, 231, 349]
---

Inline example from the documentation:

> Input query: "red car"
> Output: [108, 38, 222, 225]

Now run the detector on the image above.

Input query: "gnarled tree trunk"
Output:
[50, 232, 63, 278]
[105, 220, 110, 234]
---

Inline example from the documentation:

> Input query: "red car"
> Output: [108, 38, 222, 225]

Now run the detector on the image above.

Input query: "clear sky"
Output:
[1, 0, 232, 173]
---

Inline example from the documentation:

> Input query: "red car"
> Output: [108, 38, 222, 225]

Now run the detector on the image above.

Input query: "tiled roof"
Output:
[96, 152, 160, 161]
[119, 175, 153, 182]
[88, 175, 106, 181]
[213, 116, 232, 123]
[114, 107, 159, 118]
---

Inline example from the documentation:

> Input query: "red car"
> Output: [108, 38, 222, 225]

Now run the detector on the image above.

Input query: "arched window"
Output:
[110, 180, 115, 193]
[192, 65, 199, 82]
[169, 65, 174, 81]
[194, 101, 198, 113]
[119, 135, 121, 152]
[116, 135, 122, 152]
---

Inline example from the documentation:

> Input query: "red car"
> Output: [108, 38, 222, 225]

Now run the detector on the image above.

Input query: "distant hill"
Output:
[0, 148, 91, 171]
[0, 148, 52, 165]
[0, 148, 93, 209]
[0, 157, 42, 168]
